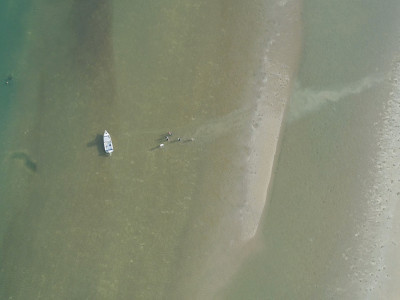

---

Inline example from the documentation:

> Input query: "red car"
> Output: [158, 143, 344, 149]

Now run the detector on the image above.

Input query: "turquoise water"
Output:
[0, 1, 30, 140]
[0, 0, 32, 245]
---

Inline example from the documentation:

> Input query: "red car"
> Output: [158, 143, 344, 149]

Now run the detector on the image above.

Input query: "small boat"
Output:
[103, 130, 114, 155]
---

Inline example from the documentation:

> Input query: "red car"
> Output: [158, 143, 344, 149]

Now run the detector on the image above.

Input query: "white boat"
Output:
[103, 130, 114, 155]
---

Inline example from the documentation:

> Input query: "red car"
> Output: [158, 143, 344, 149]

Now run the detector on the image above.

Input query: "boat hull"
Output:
[103, 130, 114, 154]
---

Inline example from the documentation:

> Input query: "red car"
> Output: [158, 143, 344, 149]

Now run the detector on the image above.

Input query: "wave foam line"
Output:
[351, 62, 400, 298]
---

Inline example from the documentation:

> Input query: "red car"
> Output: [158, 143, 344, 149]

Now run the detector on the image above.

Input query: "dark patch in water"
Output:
[70, 0, 113, 69]
[69, 1, 115, 101]
[68, 0, 116, 122]
[11, 152, 38, 172]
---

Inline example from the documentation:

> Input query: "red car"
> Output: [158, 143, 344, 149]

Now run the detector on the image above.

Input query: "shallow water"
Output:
[4, 0, 399, 298]
[222, 0, 400, 299]
[0, 0, 277, 298]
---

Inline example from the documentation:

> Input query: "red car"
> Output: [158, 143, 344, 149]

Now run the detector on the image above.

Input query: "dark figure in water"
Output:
[4, 75, 12, 85]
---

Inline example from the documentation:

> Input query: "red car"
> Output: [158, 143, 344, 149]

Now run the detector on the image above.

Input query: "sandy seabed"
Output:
[172, 1, 304, 298]
[0, 1, 304, 299]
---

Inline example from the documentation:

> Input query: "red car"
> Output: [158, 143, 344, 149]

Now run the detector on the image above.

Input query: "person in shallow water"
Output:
[4, 75, 12, 85]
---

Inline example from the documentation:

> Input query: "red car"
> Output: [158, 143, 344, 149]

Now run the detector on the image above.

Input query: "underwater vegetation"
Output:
[11, 151, 37, 172]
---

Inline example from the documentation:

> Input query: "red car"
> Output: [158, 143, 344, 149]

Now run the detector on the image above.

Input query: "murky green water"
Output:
[0, 0, 273, 298]
[3, 0, 399, 299]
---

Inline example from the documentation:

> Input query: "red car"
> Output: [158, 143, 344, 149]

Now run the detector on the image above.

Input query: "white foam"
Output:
[349, 61, 400, 298]
[288, 74, 384, 123]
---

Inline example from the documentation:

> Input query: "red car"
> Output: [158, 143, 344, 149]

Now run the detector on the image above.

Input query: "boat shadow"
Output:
[87, 134, 108, 156]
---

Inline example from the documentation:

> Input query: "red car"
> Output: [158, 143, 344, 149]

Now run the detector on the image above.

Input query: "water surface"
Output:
[222, 0, 400, 298]
[0, 0, 277, 298]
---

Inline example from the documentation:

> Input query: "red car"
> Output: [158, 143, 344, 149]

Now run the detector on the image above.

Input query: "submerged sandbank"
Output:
[1, 1, 302, 299]
[240, 0, 303, 240]
[169, 0, 303, 298]
[221, 0, 400, 298]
